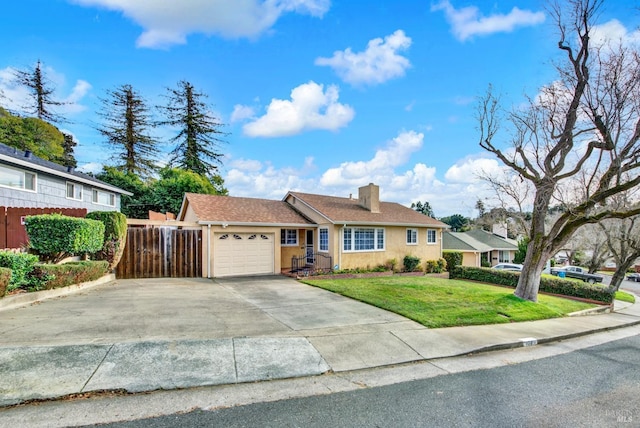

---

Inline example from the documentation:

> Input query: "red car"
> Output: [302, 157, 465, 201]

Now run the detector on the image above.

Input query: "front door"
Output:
[306, 230, 314, 264]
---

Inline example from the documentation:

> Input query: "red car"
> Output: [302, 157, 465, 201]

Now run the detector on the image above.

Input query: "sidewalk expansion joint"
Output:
[81, 343, 114, 392]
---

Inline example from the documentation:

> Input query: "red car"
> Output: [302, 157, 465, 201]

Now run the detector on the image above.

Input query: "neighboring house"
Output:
[0, 142, 132, 212]
[178, 183, 448, 278]
[443, 228, 518, 267]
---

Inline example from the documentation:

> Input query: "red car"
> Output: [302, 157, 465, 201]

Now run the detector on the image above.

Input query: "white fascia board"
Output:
[338, 221, 448, 228]
[197, 221, 317, 227]
[0, 154, 134, 196]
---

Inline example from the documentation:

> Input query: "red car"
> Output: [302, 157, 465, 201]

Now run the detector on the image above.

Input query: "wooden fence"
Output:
[0, 206, 87, 249]
[115, 227, 202, 279]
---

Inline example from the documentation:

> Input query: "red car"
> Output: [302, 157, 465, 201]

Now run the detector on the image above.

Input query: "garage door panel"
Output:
[214, 233, 274, 277]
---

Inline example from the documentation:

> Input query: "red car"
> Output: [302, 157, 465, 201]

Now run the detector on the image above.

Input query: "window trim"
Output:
[406, 228, 418, 245]
[342, 227, 385, 253]
[427, 229, 437, 244]
[498, 250, 510, 263]
[0, 164, 37, 193]
[92, 188, 116, 207]
[66, 182, 83, 201]
[319, 227, 329, 252]
[280, 229, 298, 246]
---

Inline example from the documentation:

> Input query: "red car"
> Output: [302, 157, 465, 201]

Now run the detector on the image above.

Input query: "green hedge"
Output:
[31, 261, 109, 290]
[450, 266, 615, 304]
[86, 211, 127, 270]
[0, 251, 39, 291]
[0, 267, 10, 297]
[442, 251, 462, 272]
[25, 214, 105, 263]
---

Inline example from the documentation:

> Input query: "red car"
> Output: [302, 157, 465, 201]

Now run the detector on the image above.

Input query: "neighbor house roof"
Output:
[465, 229, 518, 250]
[0, 142, 133, 195]
[443, 229, 517, 252]
[286, 191, 448, 227]
[180, 193, 314, 226]
[443, 231, 493, 252]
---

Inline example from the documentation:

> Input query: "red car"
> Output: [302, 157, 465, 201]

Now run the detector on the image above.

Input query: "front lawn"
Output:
[302, 276, 596, 328]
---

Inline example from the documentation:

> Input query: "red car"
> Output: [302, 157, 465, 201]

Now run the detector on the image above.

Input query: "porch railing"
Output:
[291, 252, 333, 275]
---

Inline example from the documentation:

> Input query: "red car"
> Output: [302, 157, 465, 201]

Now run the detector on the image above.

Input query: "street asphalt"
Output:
[0, 275, 639, 408]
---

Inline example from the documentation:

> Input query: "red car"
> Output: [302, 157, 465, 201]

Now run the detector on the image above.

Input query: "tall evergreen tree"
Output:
[411, 201, 434, 217]
[59, 132, 77, 168]
[159, 80, 226, 176]
[97, 84, 158, 178]
[13, 60, 65, 123]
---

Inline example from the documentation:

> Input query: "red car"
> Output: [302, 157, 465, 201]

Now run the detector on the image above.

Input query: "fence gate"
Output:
[116, 227, 202, 279]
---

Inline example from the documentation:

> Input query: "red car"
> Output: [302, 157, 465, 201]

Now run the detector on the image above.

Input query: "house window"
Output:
[92, 189, 115, 206]
[499, 250, 510, 263]
[427, 229, 437, 244]
[280, 229, 298, 246]
[406, 228, 418, 245]
[66, 182, 83, 200]
[319, 228, 329, 252]
[343, 227, 385, 252]
[0, 165, 36, 192]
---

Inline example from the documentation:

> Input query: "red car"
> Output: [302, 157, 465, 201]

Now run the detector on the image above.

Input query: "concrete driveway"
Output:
[0, 276, 422, 347]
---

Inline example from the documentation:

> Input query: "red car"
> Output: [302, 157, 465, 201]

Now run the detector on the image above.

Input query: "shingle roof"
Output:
[0, 142, 132, 195]
[443, 231, 493, 252]
[183, 193, 314, 225]
[465, 229, 518, 250]
[443, 229, 517, 252]
[287, 191, 448, 227]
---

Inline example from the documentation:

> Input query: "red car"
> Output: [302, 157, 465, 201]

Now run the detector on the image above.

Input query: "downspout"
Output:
[207, 224, 211, 278]
[338, 225, 344, 269]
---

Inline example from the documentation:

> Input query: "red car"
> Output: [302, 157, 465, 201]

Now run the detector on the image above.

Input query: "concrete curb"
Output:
[0, 274, 116, 311]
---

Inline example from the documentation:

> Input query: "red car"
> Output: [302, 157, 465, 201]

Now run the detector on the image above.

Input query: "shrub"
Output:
[442, 251, 462, 272]
[481, 259, 491, 268]
[0, 267, 10, 297]
[385, 258, 398, 272]
[33, 261, 109, 289]
[25, 214, 105, 263]
[425, 258, 447, 273]
[86, 211, 127, 270]
[0, 251, 39, 291]
[403, 255, 421, 272]
[450, 266, 614, 303]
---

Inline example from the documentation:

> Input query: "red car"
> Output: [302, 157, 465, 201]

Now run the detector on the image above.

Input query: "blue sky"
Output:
[1, 0, 639, 217]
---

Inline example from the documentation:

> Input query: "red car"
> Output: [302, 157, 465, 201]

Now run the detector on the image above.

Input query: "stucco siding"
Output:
[333, 225, 443, 270]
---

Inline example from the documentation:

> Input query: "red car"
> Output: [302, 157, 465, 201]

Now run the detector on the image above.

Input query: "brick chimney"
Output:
[358, 183, 380, 213]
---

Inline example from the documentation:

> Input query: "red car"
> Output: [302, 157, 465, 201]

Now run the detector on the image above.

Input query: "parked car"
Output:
[627, 273, 640, 282]
[550, 266, 603, 284]
[492, 263, 523, 271]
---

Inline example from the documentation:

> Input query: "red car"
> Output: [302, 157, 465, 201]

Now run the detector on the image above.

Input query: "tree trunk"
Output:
[514, 241, 550, 302]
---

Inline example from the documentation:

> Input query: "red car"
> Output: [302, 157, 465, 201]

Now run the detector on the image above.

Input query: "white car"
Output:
[492, 263, 523, 271]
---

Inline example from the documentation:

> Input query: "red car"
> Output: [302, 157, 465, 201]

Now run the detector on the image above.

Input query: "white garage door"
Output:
[213, 233, 274, 277]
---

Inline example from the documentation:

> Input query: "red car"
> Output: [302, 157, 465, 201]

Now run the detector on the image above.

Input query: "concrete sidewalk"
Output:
[1, 277, 639, 407]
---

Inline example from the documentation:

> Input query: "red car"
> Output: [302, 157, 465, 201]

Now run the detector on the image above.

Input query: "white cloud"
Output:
[229, 158, 263, 172]
[230, 104, 255, 123]
[591, 19, 640, 48]
[77, 162, 103, 175]
[320, 130, 424, 187]
[431, 0, 545, 42]
[315, 30, 411, 86]
[70, 0, 330, 48]
[444, 156, 504, 183]
[243, 81, 355, 137]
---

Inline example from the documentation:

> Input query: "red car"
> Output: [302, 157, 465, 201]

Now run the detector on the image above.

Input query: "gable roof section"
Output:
[443, 231, 493, 252]
[286, 191, 448, 227]
[0, 142, 132, 195]
[181, 193, 314, 226]
[465, 229, 518, 250]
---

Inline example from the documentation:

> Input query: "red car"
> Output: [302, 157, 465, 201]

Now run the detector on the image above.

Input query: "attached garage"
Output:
[213, 232, 275, 277]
